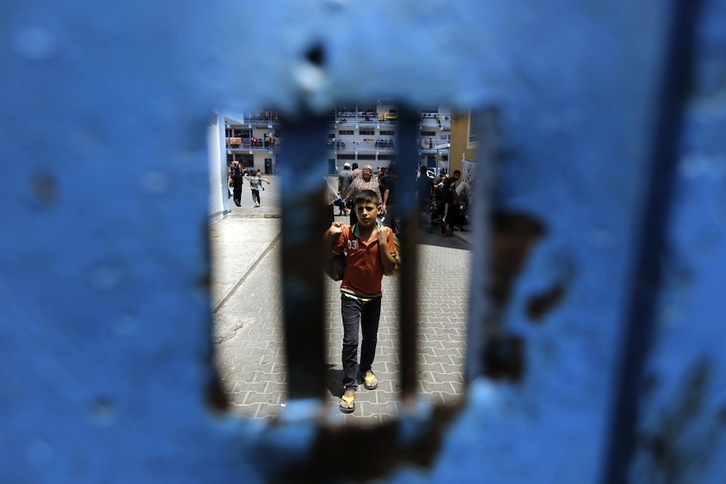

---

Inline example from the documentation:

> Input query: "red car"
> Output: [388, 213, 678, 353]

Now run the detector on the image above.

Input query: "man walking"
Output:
[337, 163, 354, 216]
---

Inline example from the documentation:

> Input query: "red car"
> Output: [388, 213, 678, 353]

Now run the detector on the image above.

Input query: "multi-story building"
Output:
[327, 102, 452, 174]
[220, 103, 460, 176]
[224, 111, 280, 174]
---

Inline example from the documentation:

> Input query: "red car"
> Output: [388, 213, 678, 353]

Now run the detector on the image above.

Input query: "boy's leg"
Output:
[340, 296, 362, 391]
[359, 297, 382, 375]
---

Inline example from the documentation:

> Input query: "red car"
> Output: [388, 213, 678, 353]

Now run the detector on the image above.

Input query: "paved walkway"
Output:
[211, 176, 471, 424]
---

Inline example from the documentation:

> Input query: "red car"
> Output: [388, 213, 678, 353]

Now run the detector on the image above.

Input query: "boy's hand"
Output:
[328, 221, 344, 235]
[377, 225, 391, 243]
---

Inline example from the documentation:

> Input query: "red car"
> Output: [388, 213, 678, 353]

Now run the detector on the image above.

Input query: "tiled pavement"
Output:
[211, 179, 471, 425]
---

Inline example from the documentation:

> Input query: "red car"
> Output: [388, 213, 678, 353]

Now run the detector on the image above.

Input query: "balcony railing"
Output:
[418, 112, 451, 130]
[328, 139, 396, 151]
[226, 138, 278, 150]
[225, 112, 281, 127]
[331, 111, 399, 126]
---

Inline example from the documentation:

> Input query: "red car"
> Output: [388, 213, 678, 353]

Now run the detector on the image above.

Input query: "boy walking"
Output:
[325, 190, 398, 413]
[246, 169, 271, 207]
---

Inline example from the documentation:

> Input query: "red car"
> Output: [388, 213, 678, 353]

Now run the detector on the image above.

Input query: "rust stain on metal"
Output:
[482, 211, 545, 381]
[483, 333, 526, 382]
[526, 282, 565, 322]
[32, 172, 59, 204]
[636, 360, 718, 481]
[487, 212, 546, 308]
[265, 403, 463, 482]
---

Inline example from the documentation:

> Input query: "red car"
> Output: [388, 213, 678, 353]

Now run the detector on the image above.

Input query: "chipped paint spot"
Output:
[526, 282, 565, 322]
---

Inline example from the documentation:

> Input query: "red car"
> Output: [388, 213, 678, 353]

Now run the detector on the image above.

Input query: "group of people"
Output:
[333, 162, 471, 237]
[334, 162, 399, 232]
[228, 161, 271, 208]
[431, 168, 471, 236]
[415, 167, 472, 236]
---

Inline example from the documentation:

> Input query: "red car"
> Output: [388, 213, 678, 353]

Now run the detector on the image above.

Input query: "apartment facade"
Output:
[224, 111, 280, 174]
[222, 103, 457, 176]
[327, 102, 453, 174]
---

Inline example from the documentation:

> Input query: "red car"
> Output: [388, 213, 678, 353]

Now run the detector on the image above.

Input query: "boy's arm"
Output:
[377, 226, 398, 273]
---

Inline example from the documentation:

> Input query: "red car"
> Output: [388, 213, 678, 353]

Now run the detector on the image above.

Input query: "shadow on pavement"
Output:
[326, 364, 344, 398]
[418, 230, 471, 250]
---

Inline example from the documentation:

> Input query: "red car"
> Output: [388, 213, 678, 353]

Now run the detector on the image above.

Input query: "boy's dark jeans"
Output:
[341, 294, 381, 391]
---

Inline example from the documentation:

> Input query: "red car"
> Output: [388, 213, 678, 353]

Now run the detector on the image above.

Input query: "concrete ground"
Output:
[211, 176, 472, 425]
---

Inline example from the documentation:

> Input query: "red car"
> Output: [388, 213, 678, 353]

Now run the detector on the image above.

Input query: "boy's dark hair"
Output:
[354, 189, 380, 206]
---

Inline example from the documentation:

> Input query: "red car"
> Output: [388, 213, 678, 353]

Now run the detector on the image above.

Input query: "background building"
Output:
[224, 111, 280, 174]
[327, 102, 453, 174]
[220, 104, 471, 178]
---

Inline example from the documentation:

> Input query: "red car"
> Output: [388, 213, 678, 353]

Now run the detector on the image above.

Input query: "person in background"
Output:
[337, 163, 354, 216]
[434, 167, 447, 186]
[343, 165, 381, 226]
[230, 161, 245, 207]
[417, 165, 435, 232]
[378, 164, 399, 234]
[440, 169, 460, 236]
[455, 174, 472, 230]
[227, 163, 234, 199]
[246, 169, 271, 207]
[323, 178, 338, 232]
[351, 162, 361, 178]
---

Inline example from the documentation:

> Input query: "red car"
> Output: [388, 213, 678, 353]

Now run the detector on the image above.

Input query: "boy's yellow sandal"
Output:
[339, 392, 355, 413]
[363, 371, 379, 390]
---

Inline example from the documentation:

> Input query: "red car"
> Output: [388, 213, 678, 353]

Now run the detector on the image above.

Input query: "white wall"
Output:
[208, 113, 229, 221]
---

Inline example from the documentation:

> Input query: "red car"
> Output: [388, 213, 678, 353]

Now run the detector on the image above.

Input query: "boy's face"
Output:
[355, 201, 379, 227]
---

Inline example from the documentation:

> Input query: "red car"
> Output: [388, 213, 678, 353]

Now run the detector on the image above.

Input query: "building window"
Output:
[339, 130, 354, 135]
[380, 130, 394, 136]
[421, 131, 436, 137]
[359, 129, 375, 135]
[337, 154, 356, 160]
